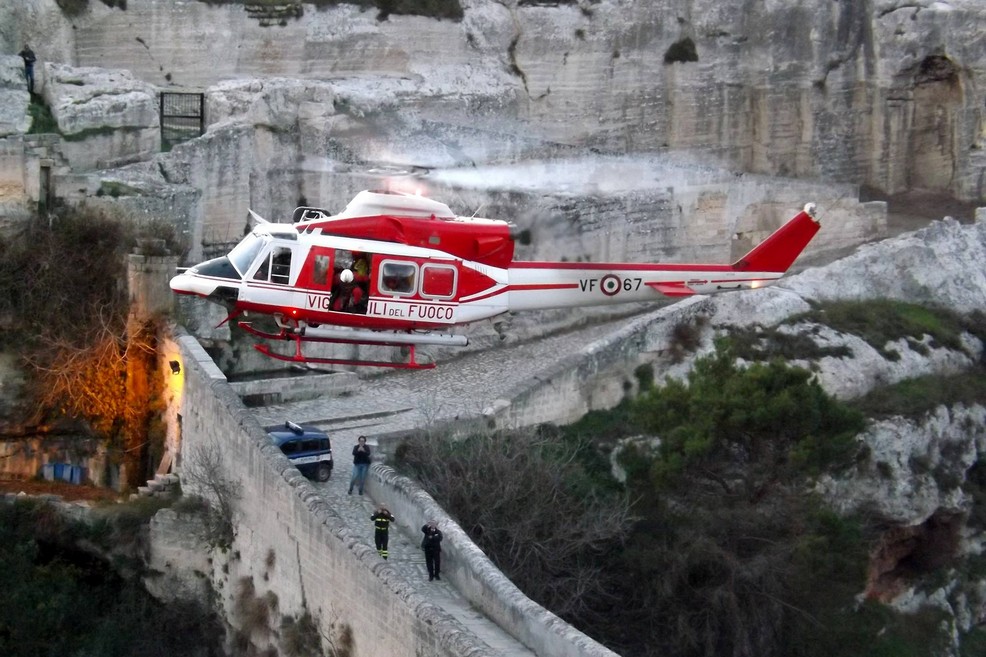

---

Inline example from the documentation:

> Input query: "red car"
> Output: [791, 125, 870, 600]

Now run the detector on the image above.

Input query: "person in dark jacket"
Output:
[370, 506, 395, 559]
[421, 521, 443, 581]
[348, 435, 371, 495]
[18, 45, 36, 93]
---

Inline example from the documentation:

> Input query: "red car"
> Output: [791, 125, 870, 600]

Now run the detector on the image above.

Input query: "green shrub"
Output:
[280, 611, 322, 657]
[0, 499, 222, 657]
[633, 341, 865, 487]
[667, 316, 706, 363]
[633, 362, 655, 391]
[27, 98, 60, 135]
[961, 628, 986, 657]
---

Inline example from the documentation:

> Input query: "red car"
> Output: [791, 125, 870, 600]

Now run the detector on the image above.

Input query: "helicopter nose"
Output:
[170, 271, 212, 297]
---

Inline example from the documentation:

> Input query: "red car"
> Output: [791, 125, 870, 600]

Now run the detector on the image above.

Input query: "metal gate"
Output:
[160, 92, 204, 151]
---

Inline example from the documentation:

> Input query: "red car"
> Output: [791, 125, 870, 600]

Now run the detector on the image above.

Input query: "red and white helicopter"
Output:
[170, 190, 821, 369]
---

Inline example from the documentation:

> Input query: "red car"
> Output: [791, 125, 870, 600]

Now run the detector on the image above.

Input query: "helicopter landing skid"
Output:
[239, 322, 436, 370]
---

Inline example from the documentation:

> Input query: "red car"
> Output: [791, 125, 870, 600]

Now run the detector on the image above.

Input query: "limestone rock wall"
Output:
[2, 0, 984, 200]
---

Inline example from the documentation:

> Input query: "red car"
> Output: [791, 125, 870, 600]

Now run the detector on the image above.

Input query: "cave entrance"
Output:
[906, 55, 962, 193]
[865, 509, 963, 602]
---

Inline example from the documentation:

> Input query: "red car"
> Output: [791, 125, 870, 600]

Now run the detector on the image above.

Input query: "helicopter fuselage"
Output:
[170, 190, 820, 367]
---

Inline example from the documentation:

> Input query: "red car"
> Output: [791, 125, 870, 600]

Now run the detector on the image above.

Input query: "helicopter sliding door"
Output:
[301, 246, 335, 314]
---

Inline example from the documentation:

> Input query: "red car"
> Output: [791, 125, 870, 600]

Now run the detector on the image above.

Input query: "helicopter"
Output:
[170, 190, 821, 369]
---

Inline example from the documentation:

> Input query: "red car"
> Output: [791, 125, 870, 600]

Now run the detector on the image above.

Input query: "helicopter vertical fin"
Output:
[731, 203, 820, 273]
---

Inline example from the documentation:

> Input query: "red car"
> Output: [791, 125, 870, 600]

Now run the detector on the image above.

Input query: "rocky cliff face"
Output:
[2, 0, 984, 201]
[628, 211, 986, 650]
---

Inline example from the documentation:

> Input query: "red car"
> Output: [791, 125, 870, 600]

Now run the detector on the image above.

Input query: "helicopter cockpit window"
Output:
[379, 261, 417, 296]
[227, 233, 264, 277]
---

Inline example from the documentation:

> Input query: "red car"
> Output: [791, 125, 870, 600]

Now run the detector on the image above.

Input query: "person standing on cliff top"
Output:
[18, 45, 36, 94]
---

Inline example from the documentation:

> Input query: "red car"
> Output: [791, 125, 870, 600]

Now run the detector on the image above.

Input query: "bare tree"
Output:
[181, 439, 242, 549]
[398, 429, 634, 619]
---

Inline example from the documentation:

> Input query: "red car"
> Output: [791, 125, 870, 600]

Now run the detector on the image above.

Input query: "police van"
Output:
[267, 421, 333, 482]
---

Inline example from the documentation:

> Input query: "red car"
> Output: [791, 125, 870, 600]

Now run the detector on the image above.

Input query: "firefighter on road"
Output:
[370, 506, 396, 559]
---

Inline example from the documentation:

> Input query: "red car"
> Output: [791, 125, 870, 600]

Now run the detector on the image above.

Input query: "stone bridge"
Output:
[160, 306, 684, 657]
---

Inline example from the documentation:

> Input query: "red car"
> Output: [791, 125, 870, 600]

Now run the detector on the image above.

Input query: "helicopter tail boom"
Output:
[505, 203, 820, 309]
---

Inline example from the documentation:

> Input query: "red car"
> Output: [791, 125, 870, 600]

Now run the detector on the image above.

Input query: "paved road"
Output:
[253, 316, 630, 442]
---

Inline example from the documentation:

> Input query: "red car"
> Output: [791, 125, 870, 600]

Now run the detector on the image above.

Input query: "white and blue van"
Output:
[267, 421, 333, 482]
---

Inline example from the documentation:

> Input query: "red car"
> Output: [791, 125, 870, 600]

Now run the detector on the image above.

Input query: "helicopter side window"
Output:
[379, 261, 418, 296]
[271, 247, 292, 284]
[313, 255, 330, 286]
[420, 264, 457, 300]
[330, 249, 371, 314]
[253, 246, 293, 285]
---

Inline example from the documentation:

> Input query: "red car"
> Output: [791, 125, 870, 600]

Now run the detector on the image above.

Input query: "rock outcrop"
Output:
[42, 62, 159, 169]
[0, 56, 30, 137]
[637, 213, 986, 644]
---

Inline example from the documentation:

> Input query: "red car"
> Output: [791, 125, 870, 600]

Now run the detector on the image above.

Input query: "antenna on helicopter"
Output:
[248, 209, 270, 226]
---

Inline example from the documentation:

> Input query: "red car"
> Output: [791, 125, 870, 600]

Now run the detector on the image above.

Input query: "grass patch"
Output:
[792, 300, 984, 360]
[203, 0, 465, 21]
[787, 599, 953, 657]
[62, 125, 135, 142]
[27, 97, 60, 135]
[851, 368, 986, 419]
[725, 324, 853, 362]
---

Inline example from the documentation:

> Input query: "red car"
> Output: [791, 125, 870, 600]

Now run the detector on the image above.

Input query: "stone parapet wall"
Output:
[229, 371, 359, 405]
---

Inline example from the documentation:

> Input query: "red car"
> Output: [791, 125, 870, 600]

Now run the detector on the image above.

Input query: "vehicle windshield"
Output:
[227, 233, 265, 277]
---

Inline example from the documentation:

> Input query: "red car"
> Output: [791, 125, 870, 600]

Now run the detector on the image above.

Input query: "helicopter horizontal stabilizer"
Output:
[646, 282, 697, 297]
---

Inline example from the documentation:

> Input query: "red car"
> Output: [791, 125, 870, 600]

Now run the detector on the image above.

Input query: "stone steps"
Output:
[129, 472, 180, 501]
